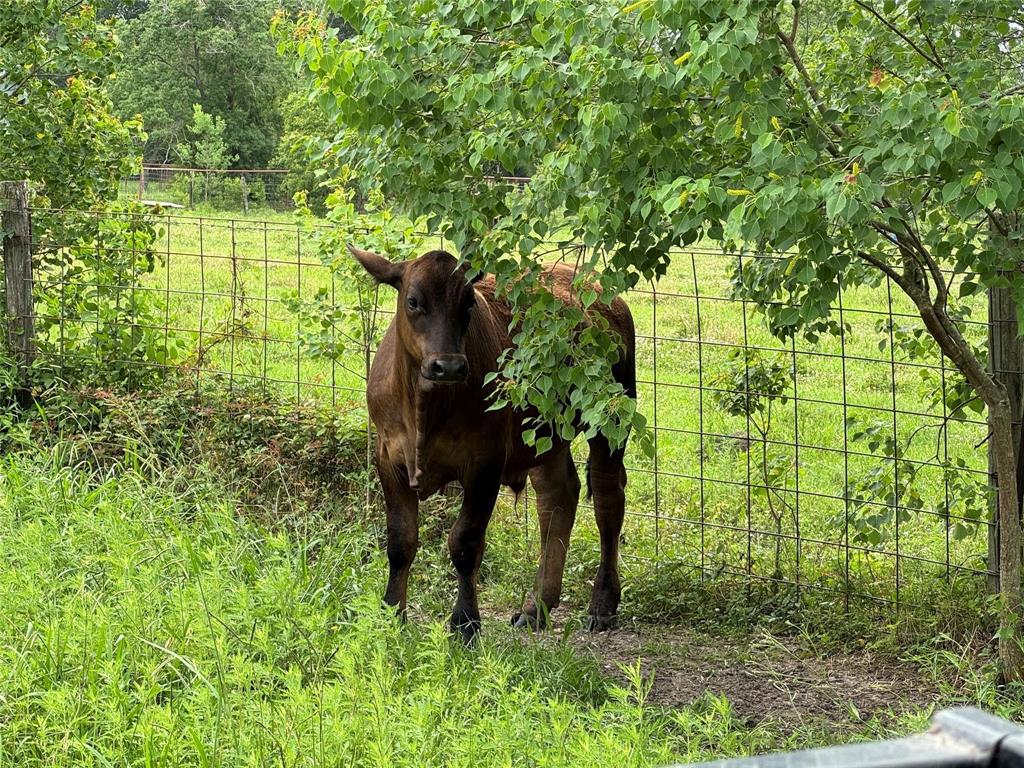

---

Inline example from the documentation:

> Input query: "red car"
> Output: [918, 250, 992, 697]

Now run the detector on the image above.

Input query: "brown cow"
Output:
[350, 245, 635, 642]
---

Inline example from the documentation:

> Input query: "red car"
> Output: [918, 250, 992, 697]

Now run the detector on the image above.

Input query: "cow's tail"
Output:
[585, 456, 593, 500]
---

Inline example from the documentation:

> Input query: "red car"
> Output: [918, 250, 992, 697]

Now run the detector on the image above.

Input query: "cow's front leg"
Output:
[448, 464, 501, 644]
[379, 462, 419, 617]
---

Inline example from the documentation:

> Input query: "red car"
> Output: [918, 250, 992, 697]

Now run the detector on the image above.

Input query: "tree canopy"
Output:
[111, 0, 299, 167]
[1, 0, 142, 207]
[289, 0, 1024, 677]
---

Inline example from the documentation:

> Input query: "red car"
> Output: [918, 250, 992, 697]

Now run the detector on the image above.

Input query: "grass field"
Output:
[34, 203, 995, 633]
[0, 448, 729, 766]
[5, 196, 1022, 762]
[0, 431, 993, 766]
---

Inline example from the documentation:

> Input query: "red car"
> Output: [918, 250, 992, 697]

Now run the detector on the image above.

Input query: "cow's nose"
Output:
[427, 357, 468, 383]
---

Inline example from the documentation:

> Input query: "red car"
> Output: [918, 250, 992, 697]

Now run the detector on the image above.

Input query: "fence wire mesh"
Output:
[19, 206, 999, 615]
[119, 166, 294, 212]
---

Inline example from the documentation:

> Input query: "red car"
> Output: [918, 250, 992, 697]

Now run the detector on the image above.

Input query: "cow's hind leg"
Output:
[513, 447, 580, 630]
[448, 464, 501, 644]
[586, 435, 627, 631]
[379, 463, 419, 617]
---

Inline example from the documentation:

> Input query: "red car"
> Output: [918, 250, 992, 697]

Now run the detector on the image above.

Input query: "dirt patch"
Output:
[570, 623, 939, 728]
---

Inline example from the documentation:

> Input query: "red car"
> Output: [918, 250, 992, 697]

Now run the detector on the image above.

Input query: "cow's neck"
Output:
[395, 349, 466, 492]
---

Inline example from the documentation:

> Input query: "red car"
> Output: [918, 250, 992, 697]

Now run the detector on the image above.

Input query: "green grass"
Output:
[1, 379, 1019, 764]
[36, 204, 995, 636]
[0, 446, 865, 767]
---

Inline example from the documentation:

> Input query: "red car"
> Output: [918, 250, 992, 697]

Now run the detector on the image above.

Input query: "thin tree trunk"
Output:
[916, 299, 1024, 681]
[993, 397, 1024, 680]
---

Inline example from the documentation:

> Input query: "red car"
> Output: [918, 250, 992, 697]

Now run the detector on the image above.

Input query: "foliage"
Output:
[840, 301, 992, 545]
[842, 415, 992, 547]
[169, 104, 241, 206]
[269, 91, 338, 214]
[30, 205, 187, 390]
[283, 182, 424, 377]
[0, 3, 186, 395]
[0, 379, 369, 515]
[711, 347, 795, 578]
[288, 0, 1024, 337]
[711, 348, 793, 422]
[0, 0, 143, 207]
[96, 0, 148, 21]
[111, 0, 302, 166]
[175, 104, 235, 169]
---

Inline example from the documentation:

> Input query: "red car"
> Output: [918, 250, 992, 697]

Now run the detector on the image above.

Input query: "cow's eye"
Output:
[407, 296, 420, 312]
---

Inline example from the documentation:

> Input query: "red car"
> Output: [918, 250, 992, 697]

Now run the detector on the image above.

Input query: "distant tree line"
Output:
[100, 0, 337, 174]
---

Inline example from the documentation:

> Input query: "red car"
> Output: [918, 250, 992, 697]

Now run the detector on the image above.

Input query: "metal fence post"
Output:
[988, 276, 1024, 593]
[1, 181, 36, 399]
[240, 173, 250, 214]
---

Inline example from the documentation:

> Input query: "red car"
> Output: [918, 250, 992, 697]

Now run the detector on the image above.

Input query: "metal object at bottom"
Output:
[674, 708, 1024, 768]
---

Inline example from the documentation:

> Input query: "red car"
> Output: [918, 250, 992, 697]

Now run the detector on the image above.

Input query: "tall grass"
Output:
[0, 450, 794, 767]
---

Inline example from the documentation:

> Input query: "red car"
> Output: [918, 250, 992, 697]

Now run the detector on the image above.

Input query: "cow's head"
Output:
[349, 245, 479, 385]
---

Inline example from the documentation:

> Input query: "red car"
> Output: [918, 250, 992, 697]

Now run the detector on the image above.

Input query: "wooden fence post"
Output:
[988, 265, 1024, 594]
[1, 181, 36, 399]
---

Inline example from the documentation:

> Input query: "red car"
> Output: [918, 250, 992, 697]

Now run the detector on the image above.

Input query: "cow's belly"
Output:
[377, 429, 529, 499]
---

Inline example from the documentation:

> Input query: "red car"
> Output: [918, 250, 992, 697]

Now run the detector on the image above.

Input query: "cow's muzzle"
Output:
[421, 354, 469, 384]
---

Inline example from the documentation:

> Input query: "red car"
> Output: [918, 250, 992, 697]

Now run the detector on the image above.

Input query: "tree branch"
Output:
[775, 28, 846, 140]
[853, 1, 946, 75]
[854, 248, 914, 295]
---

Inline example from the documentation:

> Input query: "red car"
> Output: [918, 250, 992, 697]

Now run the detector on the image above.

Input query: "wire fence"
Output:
[118, 167, 537, 214]
[119, 166, 295, 211]
[7, 203, 1010, 618]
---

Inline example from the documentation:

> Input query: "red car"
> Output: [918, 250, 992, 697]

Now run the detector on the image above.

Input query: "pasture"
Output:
[5, 202, 1009, 765]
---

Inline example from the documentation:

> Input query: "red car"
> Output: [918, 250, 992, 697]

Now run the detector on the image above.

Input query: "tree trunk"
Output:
[992, 396, 1024, 681]
[916, 299, 1024, 682]
[988, 283, 1024, 594]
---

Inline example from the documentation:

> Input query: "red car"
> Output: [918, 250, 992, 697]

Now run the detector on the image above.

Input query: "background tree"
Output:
[175, 104, 235, 169]
[96, 0, 149, 21]
[1, 0, 183, 393]
[0, 0, 142, 207]
[111, 0, 299, 167]
[288, 0, 1024, 679]
[269, 91, 336, 213]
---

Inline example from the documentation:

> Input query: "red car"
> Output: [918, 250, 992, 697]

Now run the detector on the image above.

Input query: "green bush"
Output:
[30, 205, 187, 391]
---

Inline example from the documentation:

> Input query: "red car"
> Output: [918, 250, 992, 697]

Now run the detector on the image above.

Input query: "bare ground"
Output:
[480, 606, 941, 729]
[570, 622, 939, 728]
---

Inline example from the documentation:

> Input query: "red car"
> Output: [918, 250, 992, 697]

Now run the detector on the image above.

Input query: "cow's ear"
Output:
[348, 244, 405, 287]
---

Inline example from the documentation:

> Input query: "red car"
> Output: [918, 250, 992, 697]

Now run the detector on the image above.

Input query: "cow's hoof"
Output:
[585, 613, 618, 632]
[450, 612, 481, 645]
[511, 612, 546, 631]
